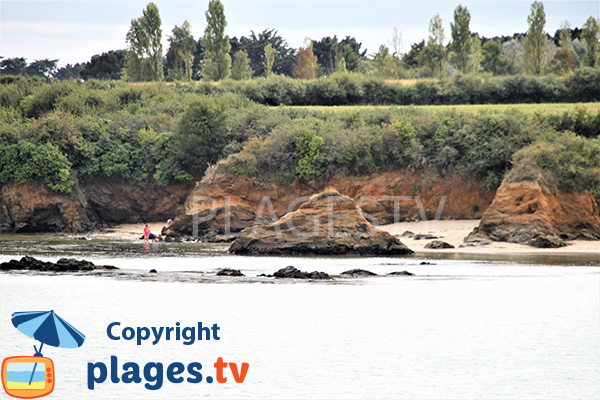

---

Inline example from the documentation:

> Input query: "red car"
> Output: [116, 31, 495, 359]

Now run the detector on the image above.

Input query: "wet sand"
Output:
[91, 220, 599, 257]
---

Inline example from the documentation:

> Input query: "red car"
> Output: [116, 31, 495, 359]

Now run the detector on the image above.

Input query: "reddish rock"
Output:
[229, 190, 413, 256]
[466, 181, 600, 248]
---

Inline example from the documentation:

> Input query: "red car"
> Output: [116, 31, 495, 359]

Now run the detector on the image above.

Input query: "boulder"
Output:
[162, 205, 257, 242]
[229, 190, 413, 256]
[413, 233, 438, 240]
[424, 240, 455, 249]
[340, 269, 378, 277]
[466, 181, 600, 248]
[272, 266, 330, 280]
[216, 268, 244, 276]
[387, 271, 415, 276]
[0, 256, 117, 272]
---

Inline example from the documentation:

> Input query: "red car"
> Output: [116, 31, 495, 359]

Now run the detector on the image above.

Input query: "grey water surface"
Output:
[1, 236, 599, 399]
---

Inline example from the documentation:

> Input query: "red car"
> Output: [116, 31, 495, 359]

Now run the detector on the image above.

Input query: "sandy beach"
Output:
[380, 219, 600, 255]
[89, 219, 599, 257]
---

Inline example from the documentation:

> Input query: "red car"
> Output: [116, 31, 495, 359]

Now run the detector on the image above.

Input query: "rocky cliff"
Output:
[0, 179, 192, 233]
[185, 169, 493, 221]
[229, 190, 413, 255]
[466, 180, 600, 247]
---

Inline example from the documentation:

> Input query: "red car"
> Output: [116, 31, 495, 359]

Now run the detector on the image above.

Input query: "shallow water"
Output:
[1, 237, 599, 399]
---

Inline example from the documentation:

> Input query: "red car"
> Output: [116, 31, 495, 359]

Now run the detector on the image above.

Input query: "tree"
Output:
[294, 42, 318, 79]
[263, 43, 275, 77]
[230, 29, 295, 77]
[231, 50, 253, 80]
[202, 0, 231, 81]
[481, 39, 511, 75]
[312, 35, 367, 74]
[374, 45, 395, 78]
[403, 40, 425, 68]
[55, 64, 83, 81]
[581, 16, 600, 67]
[0, 57, 27, 76]
[389, 27, 404, 78]
[124, 2, 164, 81]
[165, 20, 196, 81]
[175, 98, 229, 178]
[523, 1, 547, 75]
[420, 14, 447, 75]
[549, 21, 576, 74]
[80, 50, 126, 80]
[450, 5, 475, 73]
[25, 59, 58, 80]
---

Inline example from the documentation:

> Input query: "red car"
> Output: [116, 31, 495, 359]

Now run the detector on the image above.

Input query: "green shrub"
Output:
[507, 131, 600, 197]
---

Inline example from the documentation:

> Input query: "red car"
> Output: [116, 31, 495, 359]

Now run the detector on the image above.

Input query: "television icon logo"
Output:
[1, 357, 55, 399]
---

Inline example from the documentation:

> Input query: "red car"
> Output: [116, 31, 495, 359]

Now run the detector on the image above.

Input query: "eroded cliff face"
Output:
[184, 170, 495, 224]
[1, 182, 94, 233]
[466, 180, 600, 247]
[0, 179, 193, 233]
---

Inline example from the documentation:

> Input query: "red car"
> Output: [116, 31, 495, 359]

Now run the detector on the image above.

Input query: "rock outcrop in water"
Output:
[0, 256, 117, 272]
[273, 266, 330, 279]
[229, 190, 414, 256]
[465, 180, 600, 248]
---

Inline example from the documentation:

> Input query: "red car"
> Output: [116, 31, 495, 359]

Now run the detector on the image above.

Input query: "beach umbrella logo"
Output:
[2, 310, 85, 399]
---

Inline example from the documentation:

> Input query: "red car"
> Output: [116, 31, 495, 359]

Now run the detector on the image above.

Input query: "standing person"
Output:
[143, 224, 150, 243]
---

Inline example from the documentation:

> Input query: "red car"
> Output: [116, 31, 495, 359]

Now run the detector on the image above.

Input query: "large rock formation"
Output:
[229, 190, 414, 255]
[161, 204, 257, 242]
[0, 179, 192, 233]
[465, 181, 600, 248]
[186, 169, 495, 226]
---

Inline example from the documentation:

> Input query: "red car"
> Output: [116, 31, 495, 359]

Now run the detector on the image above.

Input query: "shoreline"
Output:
[1, 220, 598, 259]
[60, 219, 600, 257]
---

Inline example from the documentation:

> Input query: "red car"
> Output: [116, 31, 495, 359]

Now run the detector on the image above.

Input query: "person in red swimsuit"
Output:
[143, 224, 150, 243]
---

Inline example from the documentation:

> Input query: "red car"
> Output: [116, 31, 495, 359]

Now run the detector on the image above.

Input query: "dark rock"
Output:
[0, 256, 117, 272]
[149, 269, 157, 273]
[257, 273, 273, 277]
[424, 240, 455, 249]
[216, 268, 244, 276]
[162, 205, 258, 243]
[340, 269, 377, 277]
[419, 261, 436, 265]
[401, 230, 415, 238]
[273, 266, 330, 280]
[387, 271, 414, 276]
[413, 233, 438, 240]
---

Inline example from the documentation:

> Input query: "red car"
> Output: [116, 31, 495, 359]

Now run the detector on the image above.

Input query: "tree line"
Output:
[1, 0, 598, 82]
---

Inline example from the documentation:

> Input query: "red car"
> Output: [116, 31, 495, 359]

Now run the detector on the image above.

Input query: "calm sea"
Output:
[0, 238, 599, 399]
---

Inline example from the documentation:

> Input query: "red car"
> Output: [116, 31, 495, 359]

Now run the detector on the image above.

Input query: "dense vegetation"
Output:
[1, 76, 598, 209]
[1, 1, 598, 83]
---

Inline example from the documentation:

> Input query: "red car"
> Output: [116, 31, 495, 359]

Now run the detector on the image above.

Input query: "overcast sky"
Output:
[1, 0, 598, 67]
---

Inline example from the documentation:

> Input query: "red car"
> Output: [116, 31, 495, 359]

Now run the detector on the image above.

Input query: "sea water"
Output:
[0, 240, 599, 399]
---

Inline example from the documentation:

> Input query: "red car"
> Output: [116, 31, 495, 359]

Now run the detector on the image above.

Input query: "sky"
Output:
[1, 0, 598, 67]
